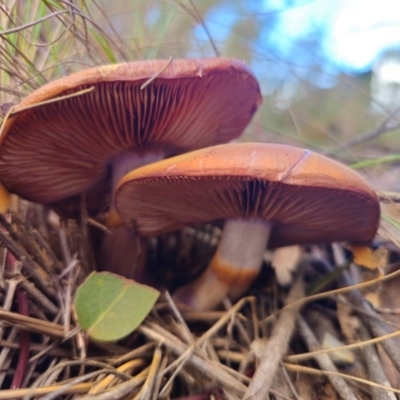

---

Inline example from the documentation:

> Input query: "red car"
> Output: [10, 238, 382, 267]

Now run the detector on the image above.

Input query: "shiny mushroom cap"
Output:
[115, 142, 380, 247]
[0, 58, 261, 214]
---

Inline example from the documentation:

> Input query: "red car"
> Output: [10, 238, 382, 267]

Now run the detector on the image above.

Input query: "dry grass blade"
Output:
[25, 359, 132, 399]
[151, 353, 169, 400]
[0, 382, 92, 399]
[109, 342, 155, 367]
[40, 369, 131, 400]
[164, 291, 194, 344]
[137, 346, 162, 400]
[88, 359, 145, 394]
[78, 367, 149, 400]
[139, 323, 247, 397]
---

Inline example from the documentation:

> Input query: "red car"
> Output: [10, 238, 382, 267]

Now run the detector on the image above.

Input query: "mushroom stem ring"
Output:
[174, 219, 272, 310]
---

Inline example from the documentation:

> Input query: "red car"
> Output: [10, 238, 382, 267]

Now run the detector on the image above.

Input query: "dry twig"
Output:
[243, 274, 304, 399]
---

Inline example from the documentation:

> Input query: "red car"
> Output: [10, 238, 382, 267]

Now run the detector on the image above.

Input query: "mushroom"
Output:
[115, 142, 380, 310]
[0, 59, 261, 278]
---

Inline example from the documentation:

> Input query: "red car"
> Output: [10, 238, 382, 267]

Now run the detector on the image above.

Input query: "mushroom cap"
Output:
[0, 58, 261, 212]
[115, 143, 380, 247]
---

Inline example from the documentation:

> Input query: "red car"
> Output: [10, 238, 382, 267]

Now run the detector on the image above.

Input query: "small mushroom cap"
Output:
[115, 143, 380, 247]
[0, 58, 261, 212]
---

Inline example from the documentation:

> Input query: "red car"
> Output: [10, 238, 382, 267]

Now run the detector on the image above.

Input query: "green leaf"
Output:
[74, 272, 159, 342]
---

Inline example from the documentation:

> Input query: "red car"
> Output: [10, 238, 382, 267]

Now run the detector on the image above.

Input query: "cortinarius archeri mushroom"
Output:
[115, 142, 380, 310]
[0, 59, 261, 277]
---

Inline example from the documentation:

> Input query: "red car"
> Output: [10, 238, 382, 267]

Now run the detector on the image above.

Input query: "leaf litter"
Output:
[0, 198, 398, 399]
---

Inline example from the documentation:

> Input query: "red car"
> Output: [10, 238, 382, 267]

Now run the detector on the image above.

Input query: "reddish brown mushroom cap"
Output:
[115, 142, 380, 247]
[0, 58, 261, 212]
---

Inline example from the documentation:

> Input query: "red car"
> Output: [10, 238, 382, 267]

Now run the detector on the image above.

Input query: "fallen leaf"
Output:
[349, 244, 387, 270]
[74, 272, 159, 341]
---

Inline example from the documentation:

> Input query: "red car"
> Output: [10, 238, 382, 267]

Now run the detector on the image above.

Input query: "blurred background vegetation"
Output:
[1, 0, 400, 193]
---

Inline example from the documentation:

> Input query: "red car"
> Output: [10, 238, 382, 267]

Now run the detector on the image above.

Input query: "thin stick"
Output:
[341, 270, 400, 374]
[0, 327, 18, 387]
[0, 228, 55, 298]
[283, 363, 400, 395]
[30, 229, 64, 272]
[279, 362, 301, 400]
[87, 217, 110, 233]
[10, 289, 30, 389]
[222, 298, 252, 346]
[0, 278, 19, 339]
[58, 226, 73, 334]
[19, 278, 58, 315]
[165, 291, 193, 344]
[0, 309, 64, 338]
[6, 214, 51, 273]
[0, 339, 68, 357]
[243, 275, 304, 400]
[359, 322, 396, 400]
[250, 297, 259, 340]
[297, 315, 358, 400]
[159, 297, 249, 381]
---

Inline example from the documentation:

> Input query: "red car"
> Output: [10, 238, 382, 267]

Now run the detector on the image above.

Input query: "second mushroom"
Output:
[115, 143, 380, 310]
